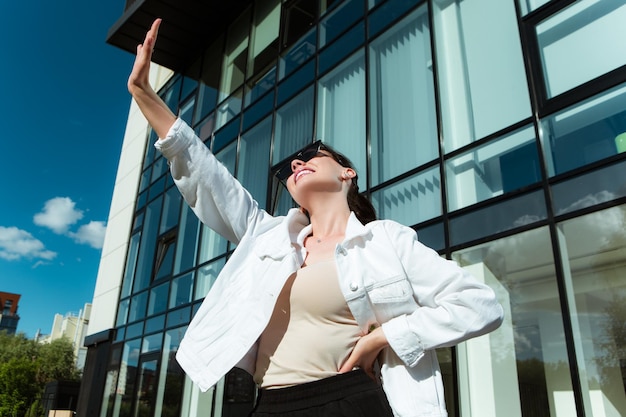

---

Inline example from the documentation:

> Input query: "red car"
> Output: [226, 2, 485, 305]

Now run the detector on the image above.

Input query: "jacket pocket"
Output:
[366, 276, 413, 303]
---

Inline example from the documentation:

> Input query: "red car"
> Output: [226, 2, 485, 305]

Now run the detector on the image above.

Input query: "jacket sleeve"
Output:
[380, 222, 504, 367]
[154, 118, 262, 244]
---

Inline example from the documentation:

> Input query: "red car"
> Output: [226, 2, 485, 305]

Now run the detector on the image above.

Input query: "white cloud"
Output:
[69, 221, 107, 249]
[0, 226, 57, 261]
[33, 197, 84, 234]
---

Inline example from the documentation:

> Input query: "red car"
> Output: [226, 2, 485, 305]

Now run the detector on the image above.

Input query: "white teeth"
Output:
[295, 170, 313, 182]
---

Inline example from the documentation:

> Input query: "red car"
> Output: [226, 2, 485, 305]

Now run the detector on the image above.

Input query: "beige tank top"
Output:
[254, 258, 361, 388]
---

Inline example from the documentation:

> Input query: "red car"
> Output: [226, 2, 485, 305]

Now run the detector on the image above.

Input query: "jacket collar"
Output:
[254, 210, 372, 261]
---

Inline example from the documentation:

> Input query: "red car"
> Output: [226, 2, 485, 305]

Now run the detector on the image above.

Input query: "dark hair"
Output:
[321, 143, 377, 224]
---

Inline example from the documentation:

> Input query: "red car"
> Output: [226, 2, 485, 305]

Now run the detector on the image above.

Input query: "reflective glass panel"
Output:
[369, 5, 436, 186]
[279, 0, 317, 53]
[160, 186, 182, 234]
[446, 126, 541, 211]
[317, 50, 366, 190]
[155, 327, 187, 417]
[279, 28, 317, 81]
[219, 9, 250, 102]
[433, 0, 531, 152]
[247, 0, 280, 79]
[198, 223, 229, 264]
[121, 233, 141, 298]
[166, 306, 191, 329]
[449, 191, 547, 246]
[216, 89, 243, 131]
[196, 258, 227, 301]
[557, 205, 626, 417]
[536, 1, 626, 98]
[128, 291, 148, 323]
[318, 22, 364, 75]
[173, 204, 199, 275]
[116, 338, 142, 416]
[240, 116, 273, 209]
[452, 227, 575, 417]
[371, 166, 441, 226]
[540, 82, 626, 176]
[195, 36, 223, 124]
[169, 272, 194, 309]
[142, 332, 163, 353]
[552, 160, 626, 216]
[147, 282, 169, 316]
[144, 314, 165, 335]
[274, 86, 314, 162]
[368, 0, 422, 37]
[319, 0, 363, 48]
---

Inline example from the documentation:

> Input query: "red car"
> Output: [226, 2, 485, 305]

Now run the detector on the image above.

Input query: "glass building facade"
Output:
[84, 0, 626, 416]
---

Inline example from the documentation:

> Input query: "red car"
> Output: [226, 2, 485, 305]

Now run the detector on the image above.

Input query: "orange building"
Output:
[0, 291, 21, 334]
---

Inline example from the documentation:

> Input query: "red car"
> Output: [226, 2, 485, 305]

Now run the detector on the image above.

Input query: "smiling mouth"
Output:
[294, 169, 313, 183]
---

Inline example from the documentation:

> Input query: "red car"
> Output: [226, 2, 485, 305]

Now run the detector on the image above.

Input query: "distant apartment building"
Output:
[0, 291, 20, 335]
[40, 303, 92, 370]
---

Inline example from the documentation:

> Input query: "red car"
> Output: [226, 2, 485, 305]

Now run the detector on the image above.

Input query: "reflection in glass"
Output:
[160, 187, 182, 234]
[196, 258, 227, 301]
[279, 0, 317, 53]
[274, 86, 314, 162]
[318, 22, 364, 76]
[133, 356, 158, 417]
[173, 204, 199, 275]
[557, 206, 626, 416]
[536, 1, 626, 98]
[219, 9, 250, 102]
[179, 96, 195, 126]
[135, 198, 162, 292]
[540, 83, 626, 177]
[371, 166, 441, 226]
[317, 50, 366, 189]
[247, 0, 280, 81]
[128, 291, 148, 323]
[115, 338, 141, 417]
[121, 233, 141, 299]
[319, 0, 362, 48]
[552, 160, 626, 217]
[169, 273, 193, 309]
[433, 0, 530, 152]
[147, 282, 169, 317]
[216, 89, 243, 131]
[369, 5, 437, 186]
[279, 28, 316, 81]
[452, 227, 574, 416]
[449, 191, 546, 246]
[142, 333, 163, 354]
[446, 126, 540, 211]
[240, 116, 272, 209]
[195, 36, 223, 124]
[155, 327, 187, 417]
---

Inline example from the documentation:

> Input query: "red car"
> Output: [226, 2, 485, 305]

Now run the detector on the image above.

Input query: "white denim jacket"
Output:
[157, 119, 503, 417]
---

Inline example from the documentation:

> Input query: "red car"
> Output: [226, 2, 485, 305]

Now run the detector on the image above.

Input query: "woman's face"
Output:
[285, 150, 353, 207]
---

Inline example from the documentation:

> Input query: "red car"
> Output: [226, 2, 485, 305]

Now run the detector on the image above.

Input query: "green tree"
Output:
[0, 331, 81, 417]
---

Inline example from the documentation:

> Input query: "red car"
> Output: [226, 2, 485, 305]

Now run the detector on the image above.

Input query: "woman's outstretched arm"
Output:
[127, 18, 177, 138]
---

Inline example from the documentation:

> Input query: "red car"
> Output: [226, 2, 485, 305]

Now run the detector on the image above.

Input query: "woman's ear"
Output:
[343, 168, 356, 180]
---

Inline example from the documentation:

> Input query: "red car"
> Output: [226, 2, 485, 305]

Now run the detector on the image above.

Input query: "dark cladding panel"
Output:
[107, 0, 252, 73]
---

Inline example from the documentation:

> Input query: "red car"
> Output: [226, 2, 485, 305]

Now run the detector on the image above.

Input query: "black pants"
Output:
[249, 370, 395, 417]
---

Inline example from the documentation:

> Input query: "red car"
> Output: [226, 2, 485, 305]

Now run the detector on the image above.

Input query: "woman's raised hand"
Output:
[128, 18, 161, 96]
[127, 18, 176, 139]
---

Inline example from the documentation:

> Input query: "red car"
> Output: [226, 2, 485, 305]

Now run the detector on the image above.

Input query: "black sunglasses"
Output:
[273, 140, 335, 182]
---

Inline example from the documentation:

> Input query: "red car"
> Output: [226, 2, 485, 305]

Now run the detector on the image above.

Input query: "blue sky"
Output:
[0, 0, 136, 338]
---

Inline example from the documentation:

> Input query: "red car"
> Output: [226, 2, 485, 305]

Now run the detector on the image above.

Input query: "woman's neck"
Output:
[307, 206, 351, 239]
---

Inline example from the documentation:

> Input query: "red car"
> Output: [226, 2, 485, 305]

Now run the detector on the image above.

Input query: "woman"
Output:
[128, 19, 503, 417]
